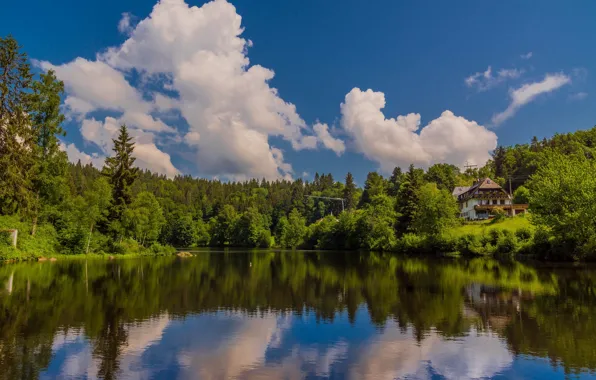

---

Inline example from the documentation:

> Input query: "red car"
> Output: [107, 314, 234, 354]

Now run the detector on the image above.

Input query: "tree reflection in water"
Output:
[0, 251, 594, 379]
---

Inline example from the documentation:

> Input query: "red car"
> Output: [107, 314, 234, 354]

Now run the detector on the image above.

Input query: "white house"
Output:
[452, 178, 528, 220]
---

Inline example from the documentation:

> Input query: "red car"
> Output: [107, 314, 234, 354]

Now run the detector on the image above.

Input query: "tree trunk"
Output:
[86, 224, 94, 254]
[31, 193, 40, 236]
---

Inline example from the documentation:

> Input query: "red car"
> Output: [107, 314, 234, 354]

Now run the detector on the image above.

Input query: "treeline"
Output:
[2, 35, 596, 260]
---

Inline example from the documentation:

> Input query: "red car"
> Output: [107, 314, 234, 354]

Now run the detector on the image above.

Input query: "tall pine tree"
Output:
[30, 70, 68, 234]
[0, 36, 36, 215]
[343, 172, 357, 210]
[387, 167, 404, 196]
[103, 125, 139, 224]
[396, 164, 424, 233]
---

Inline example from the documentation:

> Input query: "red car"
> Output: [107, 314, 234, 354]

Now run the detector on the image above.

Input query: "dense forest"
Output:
[1, 35, 596, 260]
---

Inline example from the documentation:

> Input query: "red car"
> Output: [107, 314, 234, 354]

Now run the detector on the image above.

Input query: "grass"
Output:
[446, 214, 533, 238]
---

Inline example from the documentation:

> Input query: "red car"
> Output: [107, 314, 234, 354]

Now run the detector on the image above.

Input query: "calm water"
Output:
[1, 251, 596, 380]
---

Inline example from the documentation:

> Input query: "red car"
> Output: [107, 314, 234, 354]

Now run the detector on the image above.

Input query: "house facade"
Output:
[452, 178, 528, 220]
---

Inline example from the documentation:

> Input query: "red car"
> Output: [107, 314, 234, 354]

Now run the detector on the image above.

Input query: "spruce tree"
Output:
[30, 70, 68, 234]
[396, 164, 424, 233]
[0, 36, 36, 215]
[343, 172, 356, 210]
[103, 125, 139, 223]
[359, 172, 385, 207]
[388, 167, 404, 196]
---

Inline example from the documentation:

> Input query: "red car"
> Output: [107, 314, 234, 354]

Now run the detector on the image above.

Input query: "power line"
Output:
[305, 195, 346, 212]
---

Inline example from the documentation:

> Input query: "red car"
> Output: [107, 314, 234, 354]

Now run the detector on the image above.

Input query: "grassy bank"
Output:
[0, 216, 176, 262]
[394, 215, 536, 258]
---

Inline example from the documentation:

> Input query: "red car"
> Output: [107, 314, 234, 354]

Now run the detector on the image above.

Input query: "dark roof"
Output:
[454, 178, 510, 200]
[452, 186, 470, 197]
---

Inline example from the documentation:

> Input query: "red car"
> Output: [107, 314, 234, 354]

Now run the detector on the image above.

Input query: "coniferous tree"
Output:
[396, 164, 424, 233]
[0, 36, 36, 215]
[30, 70, 68, 234]
[103, 125, 139, 224]
[359, 172, 385, 207]
[343, 172, 357, 210]
[387, 167, 404, 196]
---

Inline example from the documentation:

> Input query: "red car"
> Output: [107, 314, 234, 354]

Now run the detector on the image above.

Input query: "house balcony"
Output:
[474, 204, 529, 216]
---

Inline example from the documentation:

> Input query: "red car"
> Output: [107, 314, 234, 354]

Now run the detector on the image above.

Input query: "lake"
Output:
[0, 251, 595, 380]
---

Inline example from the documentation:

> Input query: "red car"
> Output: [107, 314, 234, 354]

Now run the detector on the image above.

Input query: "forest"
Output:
[2, 35, 596, 261]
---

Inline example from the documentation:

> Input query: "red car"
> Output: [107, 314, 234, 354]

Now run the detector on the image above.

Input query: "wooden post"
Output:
[7, 230, 18, 248]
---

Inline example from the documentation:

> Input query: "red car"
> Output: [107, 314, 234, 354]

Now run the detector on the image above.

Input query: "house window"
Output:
[492, 199, 497, 205]
[500, 199, 505, 205]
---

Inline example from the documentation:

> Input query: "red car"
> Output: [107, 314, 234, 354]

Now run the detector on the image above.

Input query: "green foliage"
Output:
[359, 172, 385, 207]
[102, 125, 139, 223]
[343, 172, 357, 210]
[123, 191, 165, 245]
[411, 183, 458, 236]
[396, 164, 425, 234]
[424, 163, 459, 192]
[279, 208, 307, 248]
[169, 215, 199, 247]
[513, 185, 530, 204]
[0, 36, 36, 215]
[2, 33, 596, 261]
[528, 151, 596, 259]
[357, 195, 397, 250]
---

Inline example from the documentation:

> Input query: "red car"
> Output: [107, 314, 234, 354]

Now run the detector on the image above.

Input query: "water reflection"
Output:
[0, 251, 595, 379]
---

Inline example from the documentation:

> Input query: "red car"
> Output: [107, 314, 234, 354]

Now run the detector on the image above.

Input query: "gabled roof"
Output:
[454, 178, 510, 200]
[452, 186, 470, 197]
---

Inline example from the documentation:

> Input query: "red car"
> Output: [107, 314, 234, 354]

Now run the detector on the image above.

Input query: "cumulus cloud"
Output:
[521, 52, 533, 60]
[98, 0, 334, 179]
[41, 0, 341, 180]
[465, 66, 524, 92]
[60, 143, 106, 169]
[492, 73, 571, 125]
[340, 88, 497, 172]
[313, 122, 345, 155]
[80, 116, 179, 178]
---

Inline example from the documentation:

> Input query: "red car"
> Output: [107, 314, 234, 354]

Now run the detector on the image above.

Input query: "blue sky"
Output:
[3, 0, 595, 183]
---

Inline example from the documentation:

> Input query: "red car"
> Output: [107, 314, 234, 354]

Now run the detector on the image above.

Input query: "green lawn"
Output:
[446, 214, 533, 238]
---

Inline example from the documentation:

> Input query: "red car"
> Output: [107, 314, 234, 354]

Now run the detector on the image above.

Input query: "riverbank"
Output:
[0, 214, 578, 262]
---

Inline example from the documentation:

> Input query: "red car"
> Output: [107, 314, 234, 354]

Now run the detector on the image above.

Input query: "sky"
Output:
[3, 0, 595, 183]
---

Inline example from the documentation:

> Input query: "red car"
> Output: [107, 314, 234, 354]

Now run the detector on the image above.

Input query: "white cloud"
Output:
[350, 323, 513, 380]
[118, 12, 134, 35]
[340, 88, 497, 172]
[98, 0, 337, 179]
[313, 122, 345, 155]
[60, 142, 106, 168]
[492, 73, 571, 125]
[521, 52, 533, 60]
[569, 91, 588, 101]
[42, 0, 341, 180]
[465, 66, 524, 92]
[80, 116, 179, 178]
[38, 58, 148, 118]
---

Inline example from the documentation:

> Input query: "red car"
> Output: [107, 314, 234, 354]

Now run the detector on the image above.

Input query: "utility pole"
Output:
[305, 195, 346, 213]
[464, 161, 477, 171]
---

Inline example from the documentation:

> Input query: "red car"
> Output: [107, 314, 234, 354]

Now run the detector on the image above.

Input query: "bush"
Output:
[496, 232, 519, 256]
[148, 243, 176, 256]
[0, 231, 11, 246]
[515, 227, 533, 242]
[256, 229, 272, 248]
[395, 233, 425, 253]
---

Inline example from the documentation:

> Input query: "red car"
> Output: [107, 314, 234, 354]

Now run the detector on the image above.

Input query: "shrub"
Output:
[396, 233, 425, 253]
[515, 227, 533, 242]
[496, 233, 519, 256]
